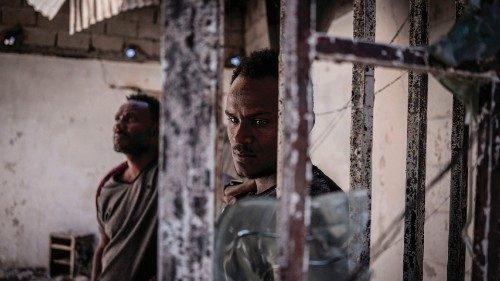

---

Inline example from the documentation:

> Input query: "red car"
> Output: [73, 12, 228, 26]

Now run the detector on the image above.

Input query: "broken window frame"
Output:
[158, 0, 499, 280]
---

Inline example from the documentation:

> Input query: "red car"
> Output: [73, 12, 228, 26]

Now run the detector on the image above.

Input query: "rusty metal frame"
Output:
[156, 0, 499, 280]
[402, 1, 428, 280]
[471, 81, 500, 281]
[277, 0, 313, 279]
[348, 0, 375, 271]
[314, 4, 496, 281]
[315, 36, 495, 81]
[158, 0, 222, 280]
[446, 2, 469, 281]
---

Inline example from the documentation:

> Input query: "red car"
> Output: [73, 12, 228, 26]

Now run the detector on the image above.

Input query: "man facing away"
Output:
[223, 49, 342, 203]
[92, 94, 159, 281]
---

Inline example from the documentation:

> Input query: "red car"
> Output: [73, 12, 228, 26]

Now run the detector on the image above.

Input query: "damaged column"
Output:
[277, 0, 313, 280]
[159, 0, 222, 280]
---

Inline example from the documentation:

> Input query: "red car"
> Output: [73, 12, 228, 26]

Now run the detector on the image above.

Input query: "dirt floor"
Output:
[0, 267, 89, 281]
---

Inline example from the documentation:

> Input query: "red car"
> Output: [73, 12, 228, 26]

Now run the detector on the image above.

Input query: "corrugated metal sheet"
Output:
[27, 0, 66, 20]
[26, 0, 159, 34]
[70, 0, 159, 34]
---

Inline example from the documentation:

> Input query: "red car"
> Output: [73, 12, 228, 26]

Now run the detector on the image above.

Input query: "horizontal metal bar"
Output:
[315, 35, 497, 81]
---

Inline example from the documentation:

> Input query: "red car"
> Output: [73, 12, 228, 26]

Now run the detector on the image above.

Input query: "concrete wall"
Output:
[0, 1, 161, 60]
[224, 2, 245, 64]
[244, 0, 270, 54]
[310, 0, 462, 280]
[0, 53, 161, 268]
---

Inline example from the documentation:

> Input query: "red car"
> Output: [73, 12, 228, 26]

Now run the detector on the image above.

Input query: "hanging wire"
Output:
[389, 12, 411, 44]
[310, 10, 492, 278]
[314, 72, 406, 119]
[315, 100, 353, 116]
[371, 193, 452, 256]
[313, 9, 411, 119]
[311, 71, 406, 154]
[374, 72, 406, 95]
[348, 126, 480, 280]
[310, 99, 350, 154]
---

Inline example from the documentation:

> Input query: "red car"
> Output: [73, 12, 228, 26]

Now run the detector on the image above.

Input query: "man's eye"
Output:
[123, 114, 135, 122]
[253, 119, 269, 126]
[227, 117, 238, 124]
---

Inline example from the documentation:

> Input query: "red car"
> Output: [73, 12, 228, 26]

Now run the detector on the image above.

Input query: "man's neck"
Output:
[122, 150, 157, 182]
[254, 173, 277, 195]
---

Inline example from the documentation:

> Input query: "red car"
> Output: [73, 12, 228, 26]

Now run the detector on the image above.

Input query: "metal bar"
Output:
[277, 0, 313, 279]
[159, 0, 221, 280]
[315, 36, 496, 81]
[446, 2, 469, 280]
[214, 0, 226, 216]
[403, 1, 428, 281]
[349, 0, 375, 273]
[471, 81, 500, 281]
[446, 64, 469, 281]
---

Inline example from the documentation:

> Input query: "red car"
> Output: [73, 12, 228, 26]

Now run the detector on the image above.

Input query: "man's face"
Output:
[225, 76, 279, 179]
[113, 100, 158, 155]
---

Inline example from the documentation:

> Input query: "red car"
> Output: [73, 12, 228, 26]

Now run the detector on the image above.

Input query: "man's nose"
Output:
[114, 119, 124, 132]
[233, 123, 253, 144]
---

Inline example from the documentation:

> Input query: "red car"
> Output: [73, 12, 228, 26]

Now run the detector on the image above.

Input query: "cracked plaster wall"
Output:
[0, 53, 161, 268]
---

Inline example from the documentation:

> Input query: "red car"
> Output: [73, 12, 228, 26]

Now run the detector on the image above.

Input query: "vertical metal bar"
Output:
[349, 0, 375, 272]
[447, 2, 469, 280]
[159, 0, 221, 279]
[403, 1, 428, 281]
[214, 0, 226, 216]
[277, 0, 313, 279]
[471, 81, 500, 281]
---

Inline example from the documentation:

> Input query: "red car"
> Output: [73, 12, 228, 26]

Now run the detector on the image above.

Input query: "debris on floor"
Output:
[0, 267, 50, 281]
[0, 267, 89, 281]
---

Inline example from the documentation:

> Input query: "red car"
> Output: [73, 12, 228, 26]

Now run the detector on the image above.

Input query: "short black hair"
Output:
[126, 93, 160, 123]
[231, 49, 279, 84]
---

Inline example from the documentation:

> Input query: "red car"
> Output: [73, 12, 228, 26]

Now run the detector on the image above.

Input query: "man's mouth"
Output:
[114, 133, 127, 140]
[232, 144, 256, 159]
[233, 152, 256, 158]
